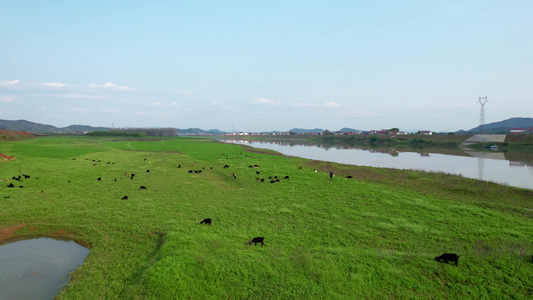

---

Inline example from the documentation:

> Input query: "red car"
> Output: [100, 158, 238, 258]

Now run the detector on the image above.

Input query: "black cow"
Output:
[223, 165, 230, 168]
[249, 237, 265, 247]
[121, 195, 129, 200]
[98, 177, 102, 181]
[131, 174, 135, 180]
[23, 174, 30, 179]
[283, 176, 289, 179]
[140, 186, 147, 190]
[200, 218, 212, 225]
[435, 253, 460, 266]
[7, 183, 14, 188]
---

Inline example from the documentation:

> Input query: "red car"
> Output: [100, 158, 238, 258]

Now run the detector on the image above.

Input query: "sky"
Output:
[1, 0, 532, 132]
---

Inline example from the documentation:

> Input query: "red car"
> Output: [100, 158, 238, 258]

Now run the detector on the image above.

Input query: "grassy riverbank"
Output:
[1, 137, 532, 299]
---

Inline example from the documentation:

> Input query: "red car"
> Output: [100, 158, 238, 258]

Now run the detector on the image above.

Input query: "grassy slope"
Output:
[0, 137, 532, 299]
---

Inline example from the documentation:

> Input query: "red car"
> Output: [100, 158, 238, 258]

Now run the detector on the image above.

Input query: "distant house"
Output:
[420, 131, 433, 135]
[510, 128, 527, 135]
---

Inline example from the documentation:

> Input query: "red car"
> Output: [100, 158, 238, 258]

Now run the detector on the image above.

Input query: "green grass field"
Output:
[1, 137, 532, 299]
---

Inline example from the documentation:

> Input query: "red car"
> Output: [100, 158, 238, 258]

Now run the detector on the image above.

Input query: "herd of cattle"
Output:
[3, 152, 532, 265]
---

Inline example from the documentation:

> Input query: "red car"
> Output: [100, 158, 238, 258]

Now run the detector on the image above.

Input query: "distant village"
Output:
[224, 129, 433, 136]
[223, 127, 533, 137]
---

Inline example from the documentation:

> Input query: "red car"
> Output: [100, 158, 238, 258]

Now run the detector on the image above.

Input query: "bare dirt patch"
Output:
[0, 224, 26, 241]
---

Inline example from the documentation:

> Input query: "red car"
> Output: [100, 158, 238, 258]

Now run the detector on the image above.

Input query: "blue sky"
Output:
[1, 0, 531, 132]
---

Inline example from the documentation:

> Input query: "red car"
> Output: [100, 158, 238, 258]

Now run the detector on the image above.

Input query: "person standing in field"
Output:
[329, 171, 334, 180]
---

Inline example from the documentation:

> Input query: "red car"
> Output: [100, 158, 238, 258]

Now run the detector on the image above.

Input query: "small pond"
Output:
[0, 237, 90, 300]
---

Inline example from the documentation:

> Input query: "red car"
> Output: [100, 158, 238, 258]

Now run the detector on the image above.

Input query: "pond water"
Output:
[224, 139, 533, 190]
[0, 237, 90, 300]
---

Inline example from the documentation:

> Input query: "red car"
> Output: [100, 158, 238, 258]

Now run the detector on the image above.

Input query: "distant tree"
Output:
[388, 127, 400, 132]
[289, 131, 296, 135]
[323, 130, 333, 135]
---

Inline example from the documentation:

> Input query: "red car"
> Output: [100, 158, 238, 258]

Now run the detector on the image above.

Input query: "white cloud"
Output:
[146, 101, 165, 106]
[89, 82, 133, 91]
[132, 111, 152, 116]
[0, 96, 14, 102]
[0, 79, 20, 86]
[66, 107, 91, 112]
[291, 102, 318, 107]
[253, 98, 282, 105]
[57, 93, 107, 99]
[324, 102, 341, 108]
[41, 82, 68, 88]
[101, 108, 118, 113]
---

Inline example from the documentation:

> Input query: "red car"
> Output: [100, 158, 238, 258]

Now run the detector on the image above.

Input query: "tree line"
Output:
[87, 128, 178, 137]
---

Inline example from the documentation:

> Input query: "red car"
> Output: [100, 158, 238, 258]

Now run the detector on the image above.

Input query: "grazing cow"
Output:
[146, 169, 150, 173]
[188, 170, 194, 173]
[200, 218, 212, 225]
[223, 165, 230, 168]
[98, 177, 102, 181]
[435, 253, 460, 266]
[23, 174, 30, 179]
[345, 175, 353, 179]
[249, 237, 265, 247]
[7, 183, 14, 188]
[260, 179, 265, 182]
[283, 176, 289, 179]
[121, 195, 128, 200]
[12, 176, 21, 181]
[256, 171, 260, 175]
[140, 186, 147, 190]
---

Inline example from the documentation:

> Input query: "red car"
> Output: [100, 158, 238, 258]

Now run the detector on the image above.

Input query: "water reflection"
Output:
[0, 237, 90, 300]
[223, 139, 533, 190]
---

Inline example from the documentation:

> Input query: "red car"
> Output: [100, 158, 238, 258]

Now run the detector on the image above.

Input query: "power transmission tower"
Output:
[478, 97, 488, 131]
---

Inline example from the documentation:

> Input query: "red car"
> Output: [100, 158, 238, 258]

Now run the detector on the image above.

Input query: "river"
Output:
[223, 139, 533, 190]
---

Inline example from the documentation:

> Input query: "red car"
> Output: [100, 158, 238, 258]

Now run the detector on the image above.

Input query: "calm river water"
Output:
[224, 139, 533, 190]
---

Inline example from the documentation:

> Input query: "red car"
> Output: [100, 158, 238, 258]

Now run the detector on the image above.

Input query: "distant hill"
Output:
[0, 119, 229, 135]
[338, 127, 362, 133]
[177, 128, 226, 135]
[288, 128, 325, 134]
[456, 117, 533, 134]
[0, 119, 108, 133]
